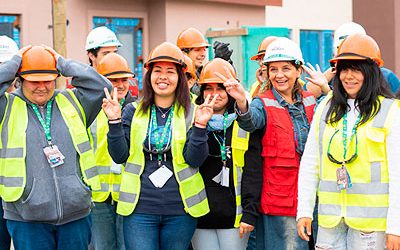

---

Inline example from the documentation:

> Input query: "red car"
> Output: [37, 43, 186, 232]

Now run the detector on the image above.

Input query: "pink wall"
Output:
[165, 0, 266, 44]
[0, 0, 53, 47]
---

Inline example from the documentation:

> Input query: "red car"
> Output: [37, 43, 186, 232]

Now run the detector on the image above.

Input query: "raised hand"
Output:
[194, 94, 218, 128]
[41, 45, 60, 60]
[215, 66, 246, 104]
[302, 63, 330, 94]
[102, 87, 121, 120]
[17, 45, 33, 57]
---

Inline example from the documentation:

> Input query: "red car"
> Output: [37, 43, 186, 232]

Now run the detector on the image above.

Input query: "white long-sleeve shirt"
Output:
[297, 99, 400, 236]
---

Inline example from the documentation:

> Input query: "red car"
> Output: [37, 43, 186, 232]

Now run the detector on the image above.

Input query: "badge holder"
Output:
[336, 164, 352, 190]
[43, 143, 65, 168]
[111, 161, 122, 174]
[148, 161, 173, 188]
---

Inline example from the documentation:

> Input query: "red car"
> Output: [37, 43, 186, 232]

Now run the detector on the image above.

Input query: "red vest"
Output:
[259, 90, 315, 216]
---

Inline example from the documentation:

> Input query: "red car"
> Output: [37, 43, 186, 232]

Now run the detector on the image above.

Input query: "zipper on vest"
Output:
[52, 168, 63, 223]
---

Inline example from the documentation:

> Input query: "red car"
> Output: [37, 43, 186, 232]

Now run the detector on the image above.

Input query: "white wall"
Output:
[265, 0, 353, 42]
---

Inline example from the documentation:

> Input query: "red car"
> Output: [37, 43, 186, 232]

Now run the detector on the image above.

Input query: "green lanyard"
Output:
[211, 111, 228, 167]
[150, 105, 174, 165]
[31, 100, 53, 144]
[119, 98, 125, 107]
[342, 112, 361, 160]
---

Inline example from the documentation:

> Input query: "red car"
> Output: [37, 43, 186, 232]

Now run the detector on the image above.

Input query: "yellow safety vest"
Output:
[315, 94, 398, 231]
[0, 90, 100, 202]
[116, 101, 209, 217]
[231, 121, 250, 227]
[89, 110, 122, 202]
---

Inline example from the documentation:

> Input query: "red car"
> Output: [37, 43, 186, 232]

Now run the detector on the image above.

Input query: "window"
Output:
[0, 15, 20, 47]
[300, 30, 333, 72]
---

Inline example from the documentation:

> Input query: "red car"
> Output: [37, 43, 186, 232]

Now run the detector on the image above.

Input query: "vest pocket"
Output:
[263, 167, 297, 207]
[58, 175, 92, 217]
[15, 178, 58, 222]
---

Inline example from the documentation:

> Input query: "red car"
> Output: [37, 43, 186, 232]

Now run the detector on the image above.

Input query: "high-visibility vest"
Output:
[231, 121, 250, 227]
[89, 110, 122, 202]
[0, 90, 100, 202]
[258, 89, 315, 216]
[315, 94, 398, 231]
[116, 101, 209, 217]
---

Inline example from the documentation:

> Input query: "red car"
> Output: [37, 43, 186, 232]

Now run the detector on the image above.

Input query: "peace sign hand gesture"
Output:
[102, 87, 121, 120]
[214, 66, 247, 104]
[194, 94, 219, 128]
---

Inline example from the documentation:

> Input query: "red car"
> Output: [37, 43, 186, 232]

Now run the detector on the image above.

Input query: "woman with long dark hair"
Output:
[297, 34, 400, 249]
[184, 58, 262, 250]
[102, 42, 209, 250]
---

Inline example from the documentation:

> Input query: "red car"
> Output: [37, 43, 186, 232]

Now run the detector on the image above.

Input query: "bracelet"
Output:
[194, 121, 207, 128]
[108, 117, 121, 121]
[108, 119, 122, 124]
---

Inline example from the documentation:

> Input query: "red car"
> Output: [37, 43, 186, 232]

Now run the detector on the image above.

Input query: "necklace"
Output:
[156, 105, 172, 118]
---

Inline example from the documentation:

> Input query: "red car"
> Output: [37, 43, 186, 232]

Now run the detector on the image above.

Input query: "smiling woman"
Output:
[297, 34, 400, 250]
[102, 42, 209, 250]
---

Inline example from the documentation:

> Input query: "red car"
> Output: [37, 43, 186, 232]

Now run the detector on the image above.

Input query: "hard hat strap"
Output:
[19, 70, 59, 76]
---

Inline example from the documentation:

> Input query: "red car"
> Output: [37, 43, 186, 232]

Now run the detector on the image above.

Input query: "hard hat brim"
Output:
[21, 73, 58, 82]
[330, 56, 384, 67]
[264, 57, 304, 65]
[106, 72, 135, 79]
[180, 42, 211, 49]
[144, 58, 186, 70]
[250, 52, 264, 61]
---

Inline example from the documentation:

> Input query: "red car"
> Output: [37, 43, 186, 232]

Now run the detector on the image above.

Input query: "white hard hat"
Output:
[0, 36, 19, 63]
[334, 22, 366, 49]
[85, 26, 122, 51]
[263, 37, 304, 65]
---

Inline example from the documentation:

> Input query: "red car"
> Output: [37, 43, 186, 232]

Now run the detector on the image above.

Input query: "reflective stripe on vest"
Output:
[89, 110, 122, 202]
[0, 91, 100, 202]
[231, 121, 249, 227]
[316, 95, 397, 231]
[117, 102, 210, 217]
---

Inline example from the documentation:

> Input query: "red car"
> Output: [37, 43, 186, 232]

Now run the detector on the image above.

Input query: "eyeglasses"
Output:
[327, 129, 358, 165]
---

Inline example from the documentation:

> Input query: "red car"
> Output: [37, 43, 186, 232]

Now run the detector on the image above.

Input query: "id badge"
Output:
[220, 167, 230, 187]
[336, 165, 352, 190]
[43, 144, 65, 168]
[111, 161, 122, 174]
[148, 165, 173, 188]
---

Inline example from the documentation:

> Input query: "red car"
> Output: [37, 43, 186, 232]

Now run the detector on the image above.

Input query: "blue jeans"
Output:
[262, 215, 309, 250]
[316, 219, 386, 249]
[123, 213, 197, 250]
[7, 215, 91, 250]
[91, 202, 125, 250]
[0, 200, 11, 250]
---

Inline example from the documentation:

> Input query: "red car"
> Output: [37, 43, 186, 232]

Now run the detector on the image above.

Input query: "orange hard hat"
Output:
[250, 36, 278, 61]
[330, 33, 384, 67]
[198, 58, 236, 85]
[176, 27, 210, 49]
[19, 46, 58, 81]
[144, 42, 186, 70]
[183, 54, 197, 80]
[96, 53, 135, 79]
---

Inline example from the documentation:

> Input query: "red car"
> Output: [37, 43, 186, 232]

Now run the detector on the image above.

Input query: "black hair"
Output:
[326, 59, 393, 126]
[195, 83, 235, 114]
[141, 62, 191, 117]
[87, 47, 100, 66]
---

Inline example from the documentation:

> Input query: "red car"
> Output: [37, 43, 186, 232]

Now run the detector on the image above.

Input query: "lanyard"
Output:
[119, 97, 125, 107]
[150, 105, 174, 165]
[31, 100, 53, 144]
[342, 112, 360, 160]
[211, 111, 228, 167]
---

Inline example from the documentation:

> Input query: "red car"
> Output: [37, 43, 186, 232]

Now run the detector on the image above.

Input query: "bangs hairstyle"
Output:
[265, 61, 303, 99]
[195, 83, 235, 113]
[141, 62, 191, 116]
[327, 59, 393, 126]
